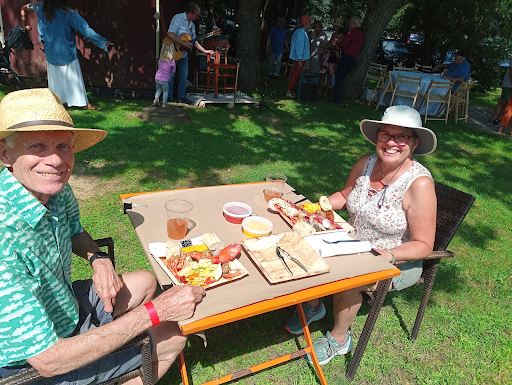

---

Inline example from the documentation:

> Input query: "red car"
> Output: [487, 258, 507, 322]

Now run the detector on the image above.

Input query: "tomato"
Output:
[205, 277, 217, 285]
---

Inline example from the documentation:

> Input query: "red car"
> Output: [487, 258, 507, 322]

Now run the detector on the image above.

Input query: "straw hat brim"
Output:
[360, 119, 437, 156]
[0, 125, 107, 153]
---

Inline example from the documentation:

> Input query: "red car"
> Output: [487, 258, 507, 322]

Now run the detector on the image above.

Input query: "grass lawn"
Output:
[1, 80, 511, 384]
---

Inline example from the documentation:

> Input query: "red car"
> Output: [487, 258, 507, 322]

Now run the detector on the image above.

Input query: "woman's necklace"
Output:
[376, 157, 409, 209]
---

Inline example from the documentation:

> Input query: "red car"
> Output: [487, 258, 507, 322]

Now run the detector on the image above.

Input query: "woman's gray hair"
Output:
[350, 17, 362, 28]
[3, 131, 77, 148]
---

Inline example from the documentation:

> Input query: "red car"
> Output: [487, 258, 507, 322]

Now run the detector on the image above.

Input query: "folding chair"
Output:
[283, 58, 294, 81]
[416, 79, 455, 123]
[390, 73, 422, 108]
[367, 70, 390, 107]
[447, 80, 475, 123]
[346, 182, 476, 382]
[393, 64, 414, 72]
[374, 71, 394, 110]
[0, 238, 153, 385]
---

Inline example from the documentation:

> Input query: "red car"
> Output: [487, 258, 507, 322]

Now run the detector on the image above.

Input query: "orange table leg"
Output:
[297, 303, 328, 385]
[179, 351, 190, 385]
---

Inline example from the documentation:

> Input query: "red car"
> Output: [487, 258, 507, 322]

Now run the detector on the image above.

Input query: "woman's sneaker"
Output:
[284, 301, 326, 335]
[305, 331, 353, 365]
[488, 119, 500, 126]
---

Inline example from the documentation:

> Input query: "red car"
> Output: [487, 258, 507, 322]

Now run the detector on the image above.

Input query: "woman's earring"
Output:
[409, 151, 414, 159]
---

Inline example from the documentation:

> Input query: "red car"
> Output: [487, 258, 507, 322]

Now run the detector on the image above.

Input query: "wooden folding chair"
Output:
[374, 71, 394, 110]
[204, 41, 239, 98]
[390, 73, 422, 108]
[283, 58, 294, 81]
[393, 64, 414, 72]
[367, 70, 389, 107]
[0, 238, 153, 385]
[416, 79, 455, 123]
[345, 182, 476, 382]
[446, 80, 475, 123]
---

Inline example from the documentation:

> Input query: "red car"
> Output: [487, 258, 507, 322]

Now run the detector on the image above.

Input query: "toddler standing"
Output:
[153, 43, 176, 107]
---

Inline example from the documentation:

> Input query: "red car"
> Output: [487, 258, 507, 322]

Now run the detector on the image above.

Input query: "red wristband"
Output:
[144, 301, 160, 327]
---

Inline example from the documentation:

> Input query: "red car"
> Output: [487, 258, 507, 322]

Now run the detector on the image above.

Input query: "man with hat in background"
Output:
[434, 50, 471, 92]
[0, 88, 205, 384]
[286, 15, 313, 98]
[331, 16, 365, 105]
[267, 17, 290, 79]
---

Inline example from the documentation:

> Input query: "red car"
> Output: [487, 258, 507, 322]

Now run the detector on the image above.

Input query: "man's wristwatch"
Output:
[89, 251, 110, 266]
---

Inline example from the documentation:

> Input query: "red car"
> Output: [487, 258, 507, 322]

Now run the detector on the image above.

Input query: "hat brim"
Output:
[360, 119, 437, 155]
[0, 124, 107, 153]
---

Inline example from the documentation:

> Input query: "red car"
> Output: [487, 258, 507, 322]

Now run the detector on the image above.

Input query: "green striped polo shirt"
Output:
[0, 168, 84, 366]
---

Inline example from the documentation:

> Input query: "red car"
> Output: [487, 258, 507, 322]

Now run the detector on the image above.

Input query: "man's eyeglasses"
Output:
[377, 131, 412, 146]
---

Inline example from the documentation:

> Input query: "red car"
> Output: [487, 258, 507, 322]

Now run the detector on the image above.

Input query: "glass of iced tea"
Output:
[264, 172, 287, 202]
[164, 200, 193, 240]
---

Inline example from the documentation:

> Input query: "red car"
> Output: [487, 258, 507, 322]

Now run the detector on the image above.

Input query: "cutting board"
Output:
[272, 203, 355, 232]
[242, 232, 330, 284]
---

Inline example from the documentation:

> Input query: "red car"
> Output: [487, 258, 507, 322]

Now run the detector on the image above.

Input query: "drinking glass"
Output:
[165, 200, 193, 240]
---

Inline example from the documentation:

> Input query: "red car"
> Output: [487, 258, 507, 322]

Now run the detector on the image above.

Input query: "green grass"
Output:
[471, 88, 502, 109]
[1, 79, 511, 384]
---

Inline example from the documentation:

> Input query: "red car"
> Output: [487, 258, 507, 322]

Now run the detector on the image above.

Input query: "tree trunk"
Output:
[237, 0, 263, 90]
[342, 0, 403, 100]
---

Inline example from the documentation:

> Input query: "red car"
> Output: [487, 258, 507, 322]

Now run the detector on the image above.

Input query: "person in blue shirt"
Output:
[166, 2, 214, 104]
[286, 15, 313, 98]
[434, 50, 471, 92]
[21, 0, 111, 111]
[267, 17, 290, 78]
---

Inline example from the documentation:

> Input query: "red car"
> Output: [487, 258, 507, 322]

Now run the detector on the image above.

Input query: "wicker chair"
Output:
[0, 238, 153, 385]
[345, 182, 476, 382]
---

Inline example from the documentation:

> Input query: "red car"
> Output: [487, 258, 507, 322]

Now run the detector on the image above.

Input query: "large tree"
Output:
[236, 0, 264, 90]
[341, 0, 403, 100]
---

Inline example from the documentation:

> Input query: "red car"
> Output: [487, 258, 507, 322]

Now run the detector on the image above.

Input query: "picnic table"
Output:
[121, 182, 400, 384]
[382, 71, 451, 113]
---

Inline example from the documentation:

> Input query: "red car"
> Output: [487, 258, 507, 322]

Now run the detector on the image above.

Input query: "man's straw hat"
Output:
[0, 88, 107, 153]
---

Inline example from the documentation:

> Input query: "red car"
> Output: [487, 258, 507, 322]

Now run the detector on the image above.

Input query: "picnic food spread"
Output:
[269, 197, 345, 237]
[155, 233, 247, 287]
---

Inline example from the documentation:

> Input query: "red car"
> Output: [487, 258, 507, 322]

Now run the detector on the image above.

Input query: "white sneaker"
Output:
[286, 91, 296, 98]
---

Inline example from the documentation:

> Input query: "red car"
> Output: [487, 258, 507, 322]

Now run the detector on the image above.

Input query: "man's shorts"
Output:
[501, 87, 512, 101]
[1, 280, 153, 385]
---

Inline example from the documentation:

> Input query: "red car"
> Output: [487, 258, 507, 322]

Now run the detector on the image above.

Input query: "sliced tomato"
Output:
[205, 277, 217, 285]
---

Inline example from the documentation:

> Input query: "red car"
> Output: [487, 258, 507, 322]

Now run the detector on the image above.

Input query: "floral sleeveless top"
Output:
[346, 154, 433, 250]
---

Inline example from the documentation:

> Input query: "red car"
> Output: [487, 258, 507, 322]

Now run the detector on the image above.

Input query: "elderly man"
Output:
[267, 17, 290, 78]
[434, 50, 471, 92]
[286, 15, 313, 98]
[167, 2, 214, 104]
[331, 16, 365, 105]
[0, 88, 205, 384]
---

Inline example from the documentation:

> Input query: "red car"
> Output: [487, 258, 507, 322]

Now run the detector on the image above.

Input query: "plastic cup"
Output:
[165, 200, 193, 240]
[265, 172, 287, 201]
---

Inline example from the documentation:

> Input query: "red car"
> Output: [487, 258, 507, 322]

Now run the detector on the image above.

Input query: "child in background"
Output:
[153, 43, 176, 107]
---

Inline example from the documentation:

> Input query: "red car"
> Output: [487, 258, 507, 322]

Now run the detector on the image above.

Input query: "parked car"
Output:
[375, 39, 414, 68]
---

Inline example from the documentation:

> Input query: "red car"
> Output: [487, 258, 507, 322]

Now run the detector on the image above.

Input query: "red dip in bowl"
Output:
[223, 202, 252, 224]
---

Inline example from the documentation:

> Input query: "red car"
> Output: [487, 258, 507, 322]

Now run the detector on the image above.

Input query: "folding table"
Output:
[121, 182, 400, 384]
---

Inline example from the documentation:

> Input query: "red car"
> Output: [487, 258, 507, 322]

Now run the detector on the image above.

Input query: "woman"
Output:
[309, 21, 327, 74]
[285, 105, 438, 365]
[21, 0, 111, 110]
[318, 18, 344, 98]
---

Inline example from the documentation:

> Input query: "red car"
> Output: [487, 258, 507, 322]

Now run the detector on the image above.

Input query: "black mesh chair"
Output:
[0, 238, 153, 385]
[345, 182, 476, 382]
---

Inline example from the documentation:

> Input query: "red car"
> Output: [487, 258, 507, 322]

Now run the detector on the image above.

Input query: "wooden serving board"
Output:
[242, 232, 330, 284]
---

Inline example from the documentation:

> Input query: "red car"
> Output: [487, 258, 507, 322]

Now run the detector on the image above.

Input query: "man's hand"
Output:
[91, 259, 123, 313]
[205, 49, 215, 56]
[181, 39, 194, 50]
[153, 285, 206, 322]
[24, 25, 32, 31]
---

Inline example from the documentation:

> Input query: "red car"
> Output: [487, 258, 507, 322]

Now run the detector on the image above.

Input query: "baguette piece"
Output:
[201, 233, 225, 254]
[319, 196, 332, 211]
[166, 240, 182, 261]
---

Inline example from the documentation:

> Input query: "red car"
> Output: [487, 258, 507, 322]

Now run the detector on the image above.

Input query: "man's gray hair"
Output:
[3, 131, 77, 148]
[350, 17, 362, 28]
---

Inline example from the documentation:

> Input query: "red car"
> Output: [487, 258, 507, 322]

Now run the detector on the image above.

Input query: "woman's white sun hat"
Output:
[360, 105, 437, 155]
